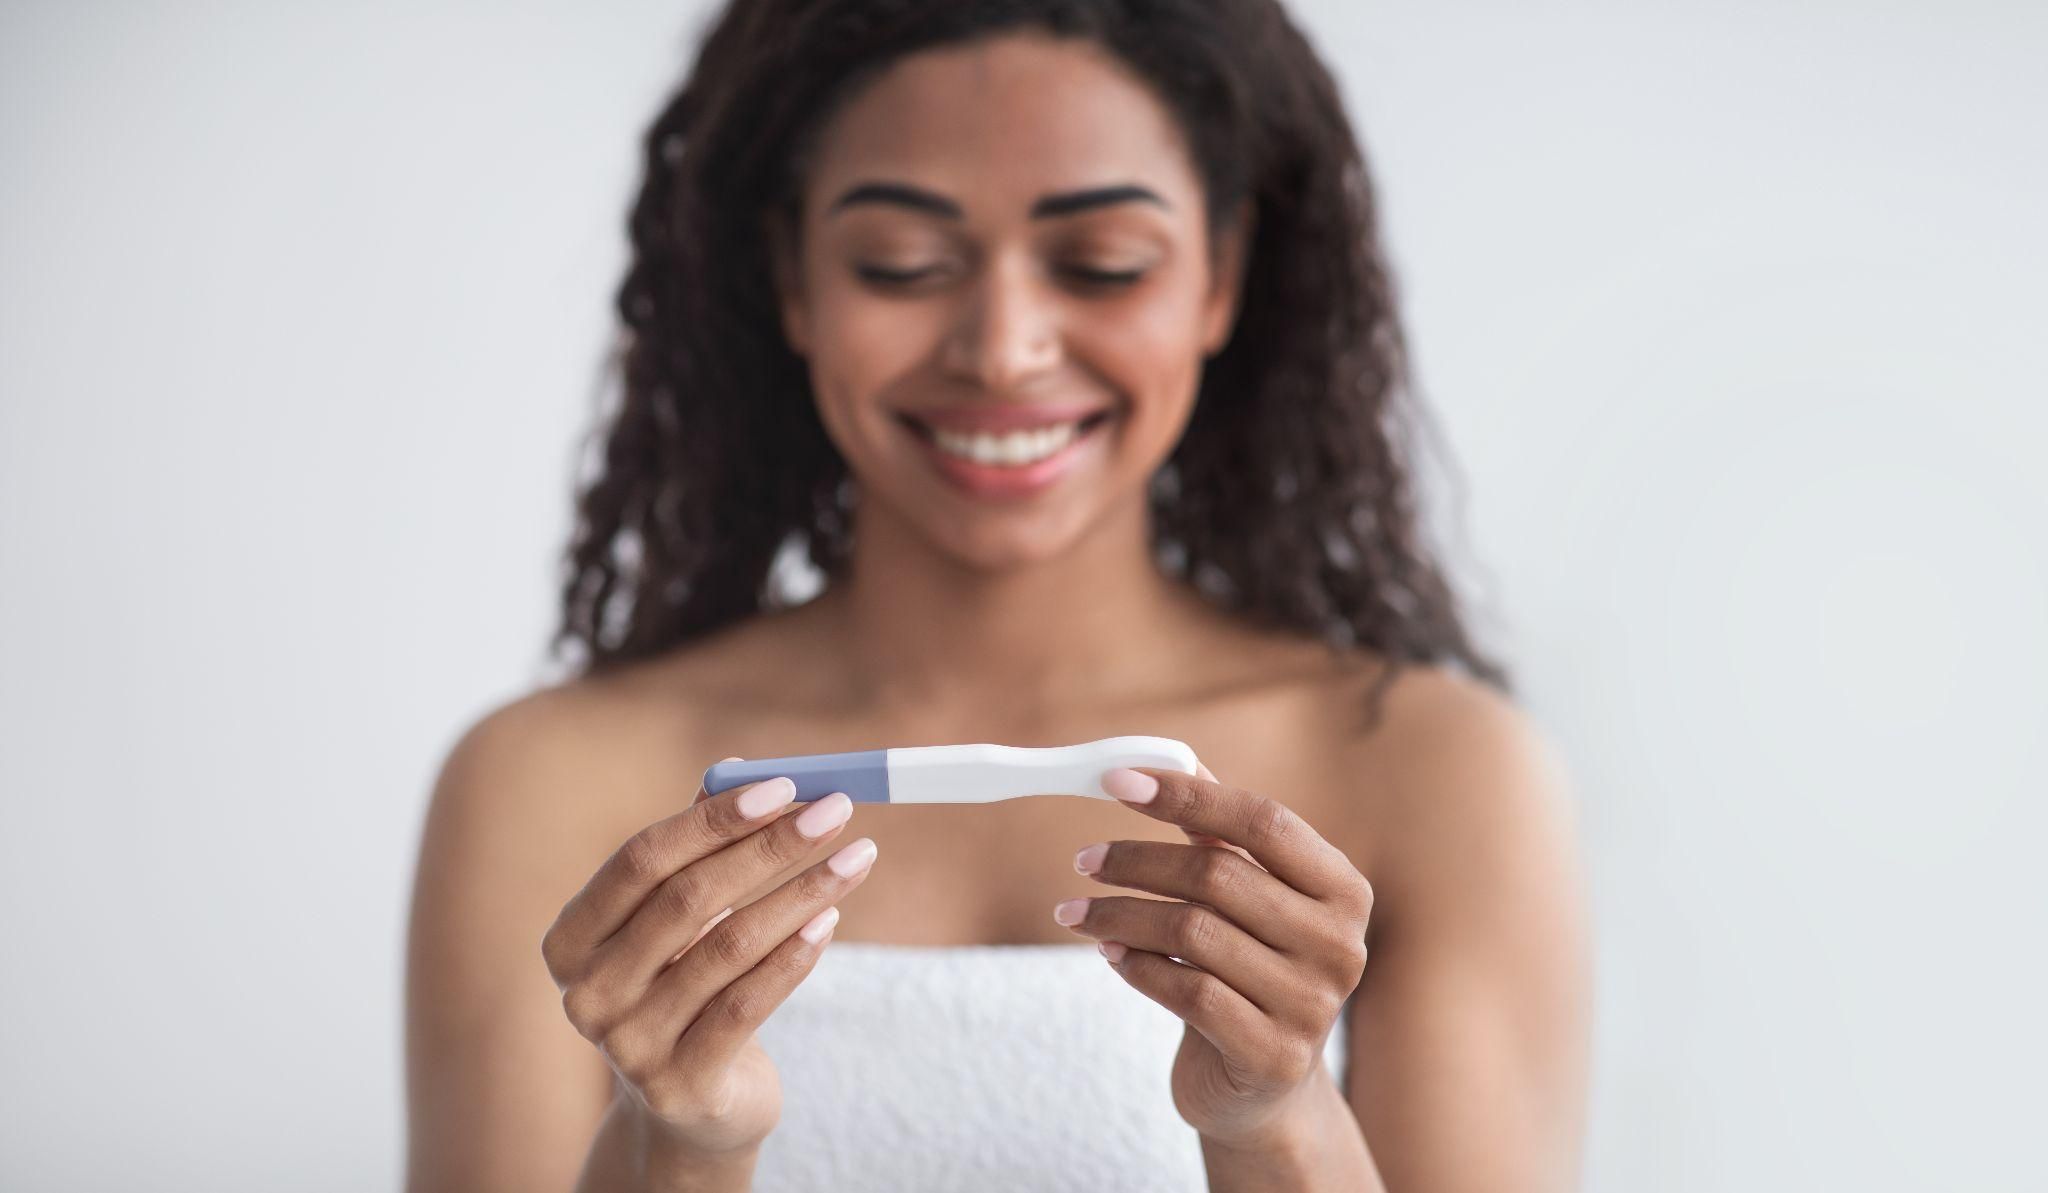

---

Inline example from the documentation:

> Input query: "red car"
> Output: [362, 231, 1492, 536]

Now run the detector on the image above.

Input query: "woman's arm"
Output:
[408, 694, 753, 1192]
[1336, 674, 1593, 1192]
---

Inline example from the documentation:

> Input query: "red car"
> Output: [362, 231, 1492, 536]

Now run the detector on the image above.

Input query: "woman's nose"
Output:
[940, 256, 1063, 391]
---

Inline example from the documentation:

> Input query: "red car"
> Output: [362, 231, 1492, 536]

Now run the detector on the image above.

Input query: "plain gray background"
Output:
[3, 1, 2043, 1189]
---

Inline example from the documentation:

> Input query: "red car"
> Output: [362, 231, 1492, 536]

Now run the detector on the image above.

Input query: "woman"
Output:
[406, 1, 1590, 1189]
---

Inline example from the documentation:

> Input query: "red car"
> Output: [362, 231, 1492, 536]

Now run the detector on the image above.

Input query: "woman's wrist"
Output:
[1197, 1077, 1383, 1192]
[639, 1099, 767, 1193]
[579, 1094, 765, 1193]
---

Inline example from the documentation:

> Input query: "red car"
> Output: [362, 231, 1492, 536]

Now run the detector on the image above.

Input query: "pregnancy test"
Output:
[700, 735, 1197, 805]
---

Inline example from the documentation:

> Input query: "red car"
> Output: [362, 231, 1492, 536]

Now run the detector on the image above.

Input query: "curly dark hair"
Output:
[552, 0, 1512, 724]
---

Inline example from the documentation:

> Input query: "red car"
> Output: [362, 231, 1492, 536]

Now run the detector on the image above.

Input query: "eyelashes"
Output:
[1064, 266, 1147, 287]
[854, 263, 1146, 289]
[853, 265, 936, 286]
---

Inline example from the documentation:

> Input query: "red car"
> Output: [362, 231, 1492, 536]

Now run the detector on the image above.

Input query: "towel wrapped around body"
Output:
[751, 940, 1354, 1192]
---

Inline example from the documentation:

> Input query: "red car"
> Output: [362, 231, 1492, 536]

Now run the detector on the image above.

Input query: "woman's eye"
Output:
[1063, 265, 1146, 287]
[856, 264, 936, 286]
[854, 263, 1147, 289]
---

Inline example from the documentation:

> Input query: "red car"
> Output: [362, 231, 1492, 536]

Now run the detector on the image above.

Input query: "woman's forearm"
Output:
[1200, 1079, 1385, 1193]
[572, 1096, 762, 1193]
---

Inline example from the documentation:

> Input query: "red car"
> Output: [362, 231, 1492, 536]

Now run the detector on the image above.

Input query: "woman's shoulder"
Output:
[420, 624, 794, 867]
[1210, 623, 1552, 785]
[1292, 654, 1582, 930]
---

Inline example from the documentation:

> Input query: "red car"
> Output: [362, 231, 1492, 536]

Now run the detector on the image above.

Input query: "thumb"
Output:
[692, 756, 745, 806]
[1183, 758, 1254, 864]
[1186, 760, 1223, 845]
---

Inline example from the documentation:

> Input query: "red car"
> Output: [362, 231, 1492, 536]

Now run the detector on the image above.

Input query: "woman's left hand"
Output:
[1055, 761, 1373, 1148]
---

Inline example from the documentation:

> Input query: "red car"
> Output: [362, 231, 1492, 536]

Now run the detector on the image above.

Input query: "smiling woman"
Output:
[758, 32, 1259, 576]
[403, 2, 1589, 1191]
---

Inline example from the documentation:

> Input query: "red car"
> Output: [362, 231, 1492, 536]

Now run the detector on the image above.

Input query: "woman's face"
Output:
[769, 32, 1250, 573]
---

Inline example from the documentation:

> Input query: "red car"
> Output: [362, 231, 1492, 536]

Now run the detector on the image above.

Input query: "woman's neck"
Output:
[810, 492, 1226, 720]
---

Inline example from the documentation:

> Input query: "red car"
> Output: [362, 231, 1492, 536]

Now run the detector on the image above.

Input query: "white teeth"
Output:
[930, 421, 1082, 467]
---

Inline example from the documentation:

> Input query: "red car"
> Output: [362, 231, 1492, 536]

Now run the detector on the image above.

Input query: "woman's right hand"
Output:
[541, 761, 877, 1158]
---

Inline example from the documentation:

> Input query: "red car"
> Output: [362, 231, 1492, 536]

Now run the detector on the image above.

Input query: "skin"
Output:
[407, 30, 1590, 1193]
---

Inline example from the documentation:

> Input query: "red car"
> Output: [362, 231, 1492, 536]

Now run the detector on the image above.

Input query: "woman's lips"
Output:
[896, 410, 1114, 502]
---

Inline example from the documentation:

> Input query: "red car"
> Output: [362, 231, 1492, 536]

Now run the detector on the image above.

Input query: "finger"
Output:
[600, 900, 827, 1094]
[1163, 759, 1231, 851]
[690, 758, 741, 807]
[549, 762, 795, 964]
[1103, 944, 1285, 1083]
[1183, 762, 1236, 848]
[1107, 768, 1356, 904]
[664, 905, 735, 967]
[656, 836, 879, 1072]
[1182, 827, 1243, 854]
[1056, 893, 1295, 1019]
[1075, 839, 1322, 954]
[589, 791, 858, 1002]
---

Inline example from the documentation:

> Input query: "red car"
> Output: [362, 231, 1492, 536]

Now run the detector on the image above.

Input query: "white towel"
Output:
[752, 941, 1353, 1191]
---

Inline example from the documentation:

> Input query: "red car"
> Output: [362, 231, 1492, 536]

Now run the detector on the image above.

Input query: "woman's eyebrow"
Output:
[825, 180, 1171, 220]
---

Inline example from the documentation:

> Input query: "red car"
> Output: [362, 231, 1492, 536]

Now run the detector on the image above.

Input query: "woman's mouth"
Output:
[893, 409, 1116, 501]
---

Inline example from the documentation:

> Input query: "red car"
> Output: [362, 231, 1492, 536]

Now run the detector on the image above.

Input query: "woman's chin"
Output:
[929, 518, 1095, 574]
[856, 496, 1103, 575]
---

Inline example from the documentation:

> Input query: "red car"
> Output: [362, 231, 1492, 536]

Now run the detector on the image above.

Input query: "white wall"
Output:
[3, 2, 2041, 1189]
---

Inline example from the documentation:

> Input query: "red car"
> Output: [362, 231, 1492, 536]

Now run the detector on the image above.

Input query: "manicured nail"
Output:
[1053, 897, 1090, 926]
[1101, 768, 1158, 804]
[799, 905, 839, 944]
[826, 837, 877, 878]
[1074, 843, 1107, 875]
[1099, 941, 1128, 964]
[737, 776, 797, 819]
[795, 791, 853, 838]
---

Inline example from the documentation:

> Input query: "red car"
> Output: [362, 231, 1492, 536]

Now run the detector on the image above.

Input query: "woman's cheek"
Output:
[1082, 306, 1204, 451]
[803, 313, 938, 448]
[817, 297, 944, 386]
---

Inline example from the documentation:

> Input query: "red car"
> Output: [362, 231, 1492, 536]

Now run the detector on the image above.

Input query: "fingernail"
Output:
[799, 905, 839, 944]
[826, 836, 877, 878]
[795, 791, 853, 838]
[1053, 897, 1090, 926]
[1074, 843, 1107, 875]
[738, 776, 798, 819]
[1099, 941, 1128, 964]
[1101, 768, 1158, 804]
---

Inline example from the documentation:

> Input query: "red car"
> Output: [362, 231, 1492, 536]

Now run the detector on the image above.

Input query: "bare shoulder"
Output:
[433, 665, 700, 800]
[419, 644, 758, 874]
[1299, 659, 1585, 932]
[412, 676, 666, 948]
[413, 602, 843, 919]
